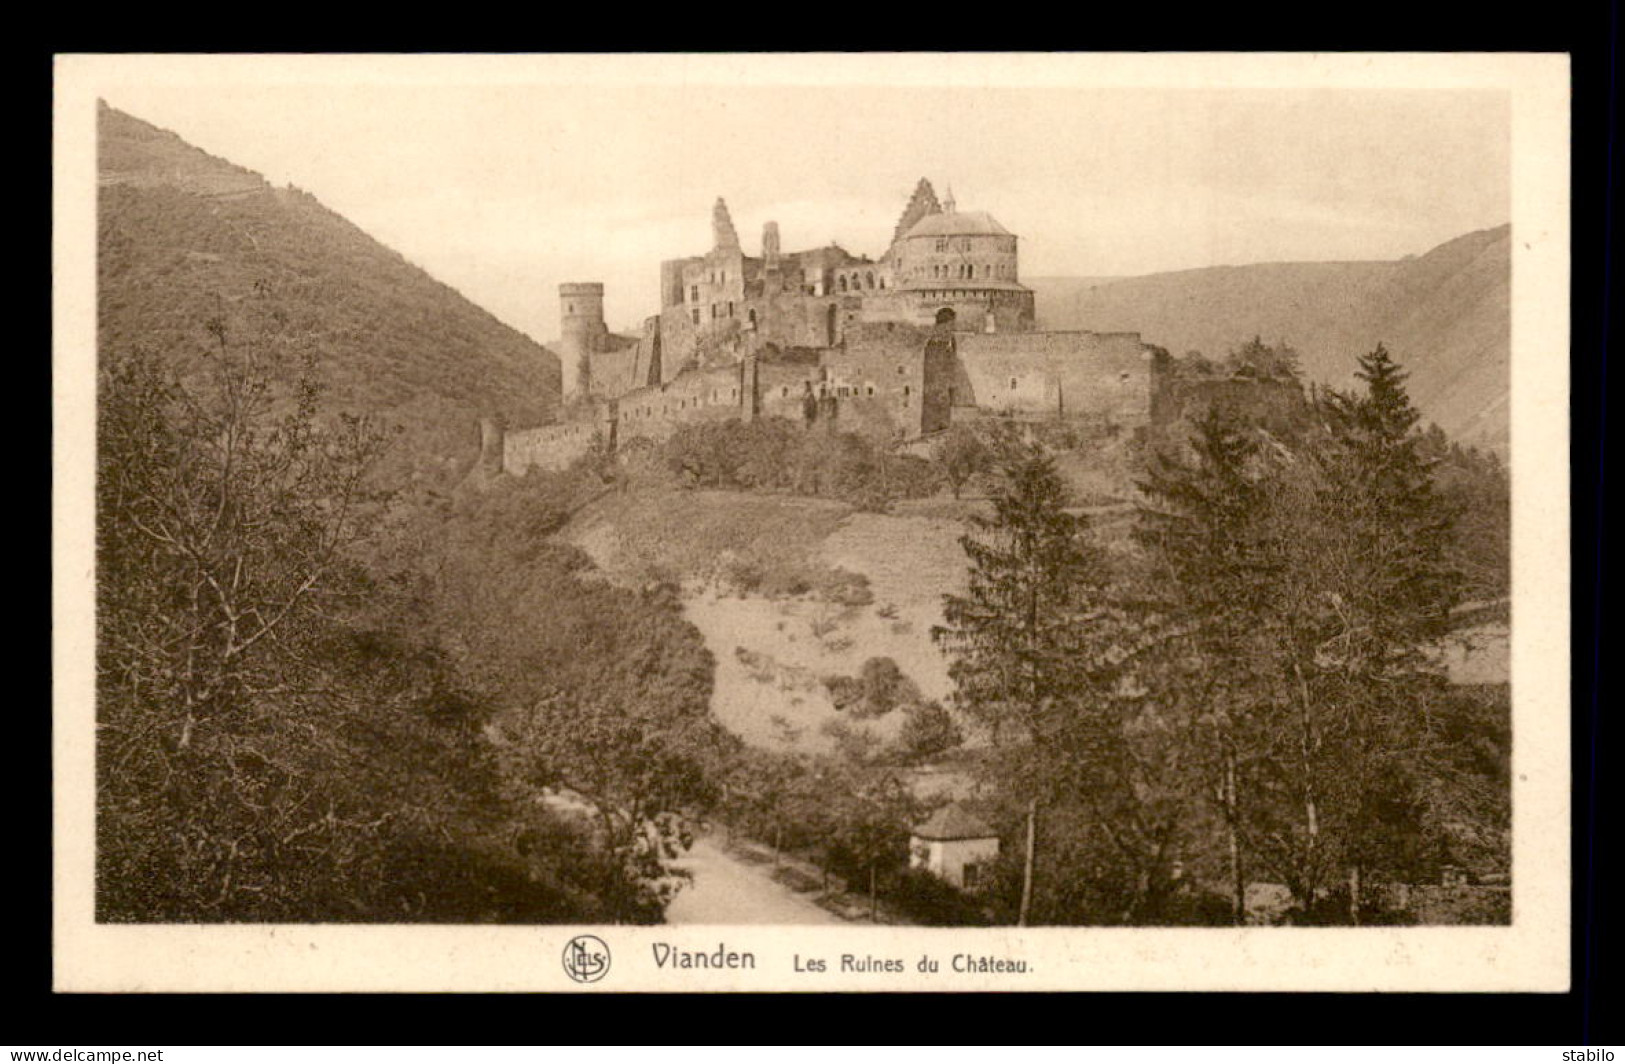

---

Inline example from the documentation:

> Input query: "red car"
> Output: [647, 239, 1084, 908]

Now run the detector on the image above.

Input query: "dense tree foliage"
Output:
[96, 329, 600, 921]
[932, 345, 1507, 926]
[660, 417, 940, 510]
[97, 315, 733, 922]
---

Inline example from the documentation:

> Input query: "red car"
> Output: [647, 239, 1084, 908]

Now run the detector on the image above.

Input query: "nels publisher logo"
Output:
[563, 934, 611, 984]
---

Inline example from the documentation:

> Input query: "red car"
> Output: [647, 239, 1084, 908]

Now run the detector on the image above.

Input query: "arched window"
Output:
[839, 275, 848, 292]
[866, 272, 875, 289]
[748, 309, 757, 328]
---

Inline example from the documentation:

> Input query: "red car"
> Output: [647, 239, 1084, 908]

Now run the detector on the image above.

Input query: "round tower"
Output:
[559, 282, 608, 401]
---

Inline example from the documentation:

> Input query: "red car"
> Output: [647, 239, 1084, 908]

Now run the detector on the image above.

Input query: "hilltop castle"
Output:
[489, 179, 1158, 475]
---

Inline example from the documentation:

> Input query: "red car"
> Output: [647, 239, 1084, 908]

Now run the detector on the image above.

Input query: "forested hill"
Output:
[97, 103, 562, 488]
[1028, 225, 1511, 454]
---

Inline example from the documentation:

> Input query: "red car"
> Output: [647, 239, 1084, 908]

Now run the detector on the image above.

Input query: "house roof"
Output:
[912, 804, 997, 841]
[903, 210, 1013, 240]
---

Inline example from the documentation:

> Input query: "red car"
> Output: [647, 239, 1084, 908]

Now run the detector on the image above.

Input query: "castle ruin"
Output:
[490, 179, 1160, 474]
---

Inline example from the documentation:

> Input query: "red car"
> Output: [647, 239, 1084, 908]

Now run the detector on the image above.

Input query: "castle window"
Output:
[1010, 378, 1018, 389]
[782, 386, 789, 398]
[936, 239, 947, 252]
[866, 384, 875, 396]
[839, 276, 848, 292]
[690, 285, 699, 302]
[691, 309, 700, 325]
[896, 365, 904, 375]
[879, 277, 886, 289]
[567, 303, 574, 314]
[866, 272, 875, 289]
[728, 301, 734, 317]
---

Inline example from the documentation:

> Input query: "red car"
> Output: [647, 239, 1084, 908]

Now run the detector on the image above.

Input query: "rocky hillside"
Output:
[97, 103, 561, 488]
[1029, 225, 1511, 454]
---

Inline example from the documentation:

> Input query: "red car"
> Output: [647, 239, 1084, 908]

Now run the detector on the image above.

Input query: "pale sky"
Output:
[101, 69, 1509, 344]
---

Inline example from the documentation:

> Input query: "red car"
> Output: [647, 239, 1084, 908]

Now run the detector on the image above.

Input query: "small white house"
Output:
[910, 804, 1000, 891]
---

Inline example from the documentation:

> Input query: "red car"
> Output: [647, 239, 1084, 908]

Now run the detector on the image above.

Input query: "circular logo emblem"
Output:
[562, 934, 611, 984]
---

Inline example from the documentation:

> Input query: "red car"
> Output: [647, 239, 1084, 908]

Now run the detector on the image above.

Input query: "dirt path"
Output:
[664, 835, 843, 925]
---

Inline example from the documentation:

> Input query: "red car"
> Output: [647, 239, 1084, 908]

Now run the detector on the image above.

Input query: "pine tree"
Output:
[1291, 343, 1464, 919]
[1135, 407, 1287, 924]
[933, 448, 1143, 923]
[932, 449, 1107, 749]
[1316, 344, 1462, 672]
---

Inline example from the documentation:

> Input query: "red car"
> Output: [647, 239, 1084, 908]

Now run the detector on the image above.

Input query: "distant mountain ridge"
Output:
[1028, 225, 1511, 453]
[97, 104, 562, 487]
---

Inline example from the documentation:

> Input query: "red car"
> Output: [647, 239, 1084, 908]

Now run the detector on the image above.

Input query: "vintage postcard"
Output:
[53, 52, 1570, 992]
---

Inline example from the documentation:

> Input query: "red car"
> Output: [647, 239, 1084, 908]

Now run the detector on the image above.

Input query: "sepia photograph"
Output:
[52, 52, 1571, 992]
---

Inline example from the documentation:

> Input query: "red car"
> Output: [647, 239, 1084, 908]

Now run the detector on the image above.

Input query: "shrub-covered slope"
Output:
[97, 103, 561, 488]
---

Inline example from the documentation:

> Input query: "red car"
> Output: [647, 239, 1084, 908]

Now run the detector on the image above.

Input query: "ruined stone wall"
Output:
[503, 414, 605, 475]
[819, 323, 933, 440]
[756, 362, 827, 425]
[497, 323, 1157, 475]
[586, 341, 642, 399]
[612, 363, 749, 444]
[953, 331, 1154, 428]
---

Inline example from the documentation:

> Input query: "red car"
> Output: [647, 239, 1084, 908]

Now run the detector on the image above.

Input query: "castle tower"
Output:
[712, 197, 741, 252]
[762, 220, 781, 267]
[559, 282, 608, 401]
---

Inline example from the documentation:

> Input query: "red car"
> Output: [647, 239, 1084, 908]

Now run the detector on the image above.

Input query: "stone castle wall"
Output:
[503, 413, 606, 475]
[499, 323, 1157, 475]
[500, 188, 1156, 476]
[954, 331, 1154, 429]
